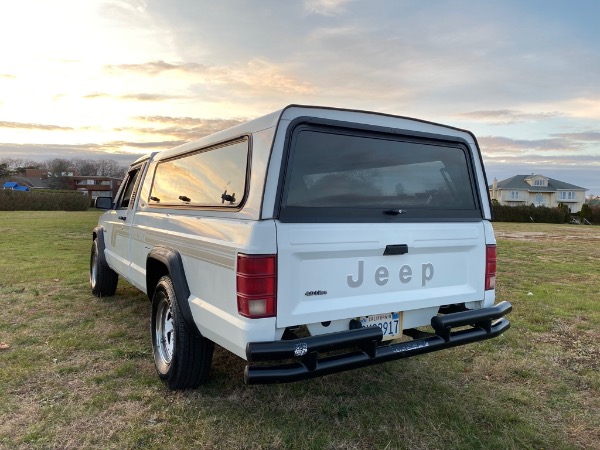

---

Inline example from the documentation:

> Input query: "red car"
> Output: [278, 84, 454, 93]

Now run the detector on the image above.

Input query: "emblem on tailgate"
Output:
[347, 260, 435, 288]
[305, 290, 327, 296]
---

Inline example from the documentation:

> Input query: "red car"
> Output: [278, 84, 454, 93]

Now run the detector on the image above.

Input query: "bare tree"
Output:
[43, 159, 72, 190]
[0, 158, 41, 174]
[585, 194, 600, 204]
[72, 159, 99, 176]
[1, 157, 127, 189]
[96, 159, 126, 178]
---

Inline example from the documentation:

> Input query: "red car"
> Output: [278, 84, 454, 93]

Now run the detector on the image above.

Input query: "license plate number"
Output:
[359, 312, 401, 340]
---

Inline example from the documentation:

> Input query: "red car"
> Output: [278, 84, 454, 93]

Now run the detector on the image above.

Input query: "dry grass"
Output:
[0, 213, 598, 449]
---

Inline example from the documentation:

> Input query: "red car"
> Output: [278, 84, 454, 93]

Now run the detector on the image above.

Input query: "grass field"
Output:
[0, 211, 598, 450]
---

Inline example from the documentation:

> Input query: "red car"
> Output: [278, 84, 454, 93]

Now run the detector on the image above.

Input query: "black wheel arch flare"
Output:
[146, 246, 201, 336]
[92, 226, 108, 266]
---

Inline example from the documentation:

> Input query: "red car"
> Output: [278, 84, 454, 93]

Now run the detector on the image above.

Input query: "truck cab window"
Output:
[116, 167, 142, 209]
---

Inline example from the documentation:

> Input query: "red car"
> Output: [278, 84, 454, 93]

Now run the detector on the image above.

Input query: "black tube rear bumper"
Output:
[244, 301, 512, 385]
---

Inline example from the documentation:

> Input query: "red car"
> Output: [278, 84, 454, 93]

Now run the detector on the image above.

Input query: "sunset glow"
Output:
[1, 0, 599, 193]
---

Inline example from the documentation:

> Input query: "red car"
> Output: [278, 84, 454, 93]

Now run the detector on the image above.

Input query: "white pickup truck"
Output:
[91, 105, 511, 389]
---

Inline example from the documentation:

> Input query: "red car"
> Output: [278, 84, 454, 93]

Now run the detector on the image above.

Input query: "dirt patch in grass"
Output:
[494, 227, 600, 242]
[538, 318, 600, 373]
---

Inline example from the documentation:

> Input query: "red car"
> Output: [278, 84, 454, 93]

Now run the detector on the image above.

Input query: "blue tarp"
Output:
[2, 182, 29, 191]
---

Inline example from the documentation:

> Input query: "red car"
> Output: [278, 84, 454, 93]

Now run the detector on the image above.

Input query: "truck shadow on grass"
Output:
[2, 282, 585, 450]
[159, 341, 561, 450]
[88, 288, 588, 450]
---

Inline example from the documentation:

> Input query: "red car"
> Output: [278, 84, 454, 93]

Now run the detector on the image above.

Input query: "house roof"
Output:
[490, 175, 586, 192]
[2, 181, 30, 191]
[22, 177, 49, 189]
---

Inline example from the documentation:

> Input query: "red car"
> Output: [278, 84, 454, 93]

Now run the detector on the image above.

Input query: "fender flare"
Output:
[92, 226, 109, 267]
[146, 247, 200, 336]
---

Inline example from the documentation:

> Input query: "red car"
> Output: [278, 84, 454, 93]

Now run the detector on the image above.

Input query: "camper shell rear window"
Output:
[278, 120, 482, 222]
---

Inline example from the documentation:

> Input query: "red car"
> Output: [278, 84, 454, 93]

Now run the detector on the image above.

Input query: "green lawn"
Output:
[0, 212, 598, 449]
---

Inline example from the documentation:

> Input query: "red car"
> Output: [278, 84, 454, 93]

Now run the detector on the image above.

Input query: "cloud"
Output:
[0, 139, 181, 163]
[84, 92, 186, 101]
[0, 121, 73, 131]
[551, 131, 600, 142]
[84, 92, 112, 99]
[478, 135, 579, 153]
[118, 93, 186, 101]
[106, 59, 316, 96]
[228, 60, 316, 95]
[484, 153, 600, 164]
[106, 60, 209, 75]
[479, 130, 600, 162]
[0, 143, 141, 164]
[304, 0, 354, 15]
[456, 110, 562, 124]
[101, 140, 184, 150]
[123, 116, 247, 140]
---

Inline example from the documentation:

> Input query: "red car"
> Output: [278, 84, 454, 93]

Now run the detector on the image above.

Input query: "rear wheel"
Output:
[151, 275, 214, 389]
[90, 239, 118, 297]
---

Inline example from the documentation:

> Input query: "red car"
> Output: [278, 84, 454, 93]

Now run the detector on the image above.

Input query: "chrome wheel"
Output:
[151, 275, 214, 388]
[155, 297, 175, 365]
[90, 247, 98, 289]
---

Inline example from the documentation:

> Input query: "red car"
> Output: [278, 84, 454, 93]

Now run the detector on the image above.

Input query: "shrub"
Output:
[557, 203, 571, 222]
[589, 206, 600, 224]
[0, 190, 89, 211]
[579, 203, 592, 221]
[492, 204, 569, 224]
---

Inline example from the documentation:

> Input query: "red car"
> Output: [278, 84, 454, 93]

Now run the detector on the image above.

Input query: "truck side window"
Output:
[116, 167, 142, 210]
[148, 137, 248, 208]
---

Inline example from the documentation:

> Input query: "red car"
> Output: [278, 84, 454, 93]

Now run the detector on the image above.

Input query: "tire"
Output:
[151, 275, 214, 389]
[90, 239, 118, 297]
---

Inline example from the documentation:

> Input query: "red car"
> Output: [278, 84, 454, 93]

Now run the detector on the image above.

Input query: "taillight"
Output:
[236, 254, 277, 318]
[485, 245, 496, 290]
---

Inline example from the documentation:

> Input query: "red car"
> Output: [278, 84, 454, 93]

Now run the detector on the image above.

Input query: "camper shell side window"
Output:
[148, 137, 250, 209]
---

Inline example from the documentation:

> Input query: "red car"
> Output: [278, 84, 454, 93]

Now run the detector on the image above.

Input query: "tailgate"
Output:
[275, 222, 485, 328]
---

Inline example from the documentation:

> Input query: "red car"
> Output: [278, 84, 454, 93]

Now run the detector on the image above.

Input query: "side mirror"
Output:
[95, 196, 113, 210]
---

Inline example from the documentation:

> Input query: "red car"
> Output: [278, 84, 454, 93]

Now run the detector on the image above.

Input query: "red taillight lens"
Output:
[236, 254, 276, 318]
[485, 245, 496, 290]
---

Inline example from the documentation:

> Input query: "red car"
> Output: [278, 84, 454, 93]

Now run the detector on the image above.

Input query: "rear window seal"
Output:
[276, 117, 484, 223]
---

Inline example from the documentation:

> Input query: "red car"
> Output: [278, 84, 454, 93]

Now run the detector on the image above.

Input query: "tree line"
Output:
[0, 157, 127, 190]
[0, 157, 127, 178]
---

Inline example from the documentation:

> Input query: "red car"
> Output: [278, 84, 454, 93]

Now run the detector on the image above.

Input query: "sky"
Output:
[1, 0, 599, 195]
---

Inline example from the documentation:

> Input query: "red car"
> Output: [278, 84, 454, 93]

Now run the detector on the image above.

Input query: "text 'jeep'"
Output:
[91, 105, 511, 389]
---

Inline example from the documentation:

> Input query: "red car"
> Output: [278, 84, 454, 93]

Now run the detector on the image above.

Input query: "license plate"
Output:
[359, 312, 401, 340]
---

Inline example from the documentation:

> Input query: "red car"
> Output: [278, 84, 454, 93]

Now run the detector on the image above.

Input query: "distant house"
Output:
[22, 169, 50, 189]
[2, 181, 30, 191]
[22, 168, 121, 199]
[70, 176, 122, 200]
[489, 174, 587, 213]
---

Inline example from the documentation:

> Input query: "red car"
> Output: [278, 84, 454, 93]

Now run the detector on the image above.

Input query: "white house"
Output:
[489, 174, 587, 213]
